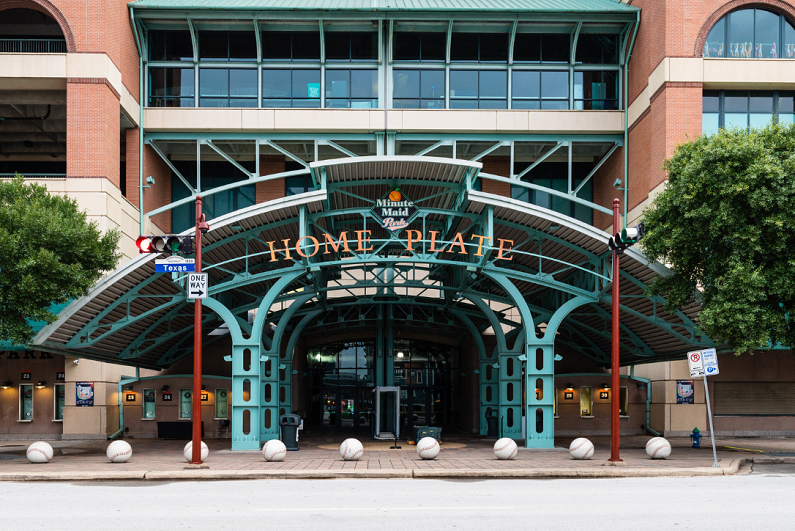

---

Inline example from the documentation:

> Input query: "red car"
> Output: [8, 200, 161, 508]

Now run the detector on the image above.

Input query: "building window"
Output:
[179, 389, 192, 419]
[512, 71, 569, 109]
[392, 69, 445, 109]
[574, 71, 618, 110]
[149, 30, 193, 61]
[450, 33, 509, 63]
[450, 70, 507, 109]
[702, 90, 793, 135]
[575, 34, 619, 64]
[54, 384, 65, 421]
[513, 33, 570, 63]
[703, 8, 795, 58]
[20, 384, 33, 421]
[198, 30, 257, 61]
[215, 388, 229, 419]
[149, 68, 194, 107]
[393, 32, 446, 62]
[143, 388, 156, 420]
[199, 68, 257, 107]
[511, 161, 594, 225]
[325, 69, 378, 108]
[286, 175, 314, 196]
[262, 69, 321, 108]
[579, 386, 593, 417]
[325, 32, 378, 61]
[620, 386, 629, 417]
[261, 31, 320, 61]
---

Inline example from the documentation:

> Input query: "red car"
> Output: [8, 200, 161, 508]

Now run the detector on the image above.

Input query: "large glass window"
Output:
[143, 388, 156, 420]
[513, 33, 570, 63]
[450, 33, 509, 62]
[574, 71, 618, 110]
[575, 34, 619, 64]
[19, 384, 33, 421]
[54, 384, 65, 421]
[703, 8, 795, 58]
[149, 30, 193, 61]
[512, 70, 569, 109]
[511, 161, 594, 224]
[325, 32, 378, 61]
[179, 388, 192, 419]
[702, 90, 792, 134]
[198, 30, 257, 61]
[325, 69, 378, 108]
[149, 68, 194, 107]
[262, 31, 320, 61]
[262, 69, 321, 108]
[215, 389, 228, 419]
[286, 175, 313, 196]
[392, 69, 445, 109]
[393, 32, 446, 62]
[450, 70, 507, 109]
[199, 68, 257, 107]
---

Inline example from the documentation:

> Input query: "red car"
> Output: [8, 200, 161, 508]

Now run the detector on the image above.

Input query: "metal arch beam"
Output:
[202, 297, 246, 344]
[250, 269, 308, 345]
[587, 303, 656, 357]
[285, 310, 323, 363]
[265, 293, 314, 355]
[118, 301, 192, 360]
[542, 296, 593, 342]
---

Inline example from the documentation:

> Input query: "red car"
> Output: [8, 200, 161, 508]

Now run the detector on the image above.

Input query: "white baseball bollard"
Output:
[646, 437, 672, 459]
[417, 437, 440, 460]
[106, 440, 133, 463]
[263, 440, 287, 462]
[569, 437, 594, 460]
[339, 438, 364, 461]
[493, 437, 518, 460]
[183, 440, 209, 462]
[26, 441, 54, 464]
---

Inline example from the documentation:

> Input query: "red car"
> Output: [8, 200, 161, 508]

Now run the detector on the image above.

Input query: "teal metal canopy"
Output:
[129, 0, 637, 13]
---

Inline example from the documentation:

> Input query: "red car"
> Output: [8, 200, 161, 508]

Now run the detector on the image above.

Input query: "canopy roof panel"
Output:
[130, 0, 637, 13]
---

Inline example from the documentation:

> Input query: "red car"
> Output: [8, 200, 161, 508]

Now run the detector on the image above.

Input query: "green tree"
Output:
[0, 176, 120, 345]
[642, 123, 795, 354]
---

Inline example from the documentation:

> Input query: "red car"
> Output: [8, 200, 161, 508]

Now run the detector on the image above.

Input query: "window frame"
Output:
[19, 384, 33, 422]
[215, 388, 229, 420]
[579, 386, 593, 418]
[702, 8, 795, 59]
[619, 386, 629, 417]
[142, 387, 156, 420]
[53, 383, 65, 422]
[702, 89, 791, 134]
[179, 388, 193, 420]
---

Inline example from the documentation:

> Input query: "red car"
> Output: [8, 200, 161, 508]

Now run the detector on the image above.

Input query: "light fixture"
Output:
[201, 384, 206, 390]
[1, 381, 11, 389]
[397, 351, 404, 358]
[35, 380, 47, 389]
[125, 384, 134, 392]
[602, 383, 610, 390]
[566, 383, 574, 390]
[161, 385, 170, 392]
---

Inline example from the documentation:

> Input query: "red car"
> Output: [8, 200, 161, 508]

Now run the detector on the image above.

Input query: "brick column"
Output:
[481, 156, 511, 198]
[66, 80, 120, 188]
[256, 155, 286, 203]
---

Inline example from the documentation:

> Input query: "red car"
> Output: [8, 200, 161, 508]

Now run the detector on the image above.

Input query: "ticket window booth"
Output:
[373, 386, 400, 440]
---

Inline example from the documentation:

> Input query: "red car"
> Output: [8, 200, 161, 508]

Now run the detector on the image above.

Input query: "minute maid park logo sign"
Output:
[371, 188, 418, 232]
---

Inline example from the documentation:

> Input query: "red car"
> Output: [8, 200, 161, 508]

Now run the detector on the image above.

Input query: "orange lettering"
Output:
[496, 238, 513, 261]
[295, 236, 320, 258]
[428, 231, 443, 252]
[323, 232, 350, 254]
[446, 232, 468, 255]
[355, 230, 373, 252]
[470, 234, 492, 256]
[406, 230, 422, 252]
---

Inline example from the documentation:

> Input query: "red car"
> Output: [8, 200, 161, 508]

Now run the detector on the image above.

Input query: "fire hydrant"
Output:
[690, 427, 702, 448]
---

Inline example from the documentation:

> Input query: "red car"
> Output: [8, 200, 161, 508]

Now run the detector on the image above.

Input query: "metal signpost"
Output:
[609, 199, 622, 463]
[688, 348, 719, 467]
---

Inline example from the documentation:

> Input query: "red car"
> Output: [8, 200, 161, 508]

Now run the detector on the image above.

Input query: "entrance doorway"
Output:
[316, 387, 374, 430]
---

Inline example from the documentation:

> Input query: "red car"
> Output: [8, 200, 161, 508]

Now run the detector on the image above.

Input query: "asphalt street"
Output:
[2, 469, 793, 530]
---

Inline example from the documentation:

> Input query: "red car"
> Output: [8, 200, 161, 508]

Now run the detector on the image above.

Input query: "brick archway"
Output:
[0, 0, 77, 53]
[695, 0, 795, 57]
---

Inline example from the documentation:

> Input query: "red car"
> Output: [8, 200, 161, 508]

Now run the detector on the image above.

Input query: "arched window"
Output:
[703, 8, 795, 58]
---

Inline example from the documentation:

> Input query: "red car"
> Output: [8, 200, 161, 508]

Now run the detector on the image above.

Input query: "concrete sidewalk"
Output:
[1, 434, 792, 481]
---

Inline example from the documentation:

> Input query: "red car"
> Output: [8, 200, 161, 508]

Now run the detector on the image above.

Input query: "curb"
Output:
[0, 461, 750, 481]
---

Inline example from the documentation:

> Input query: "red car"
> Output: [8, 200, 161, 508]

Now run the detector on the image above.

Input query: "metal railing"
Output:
[0, 173, 66, 179]
[0, 39, 67, 53]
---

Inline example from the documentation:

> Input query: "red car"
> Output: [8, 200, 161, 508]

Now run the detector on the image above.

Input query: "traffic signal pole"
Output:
[191, 196, 204, 465]
[609, 198, 623, 463]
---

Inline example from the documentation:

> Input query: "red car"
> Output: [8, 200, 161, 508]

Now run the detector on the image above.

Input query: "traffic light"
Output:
[608, 222, 644, 255]
[136, 235, 194, 254]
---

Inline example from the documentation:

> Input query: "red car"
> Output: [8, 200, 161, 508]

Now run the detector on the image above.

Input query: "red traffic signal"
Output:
[136, 235, 194, 254]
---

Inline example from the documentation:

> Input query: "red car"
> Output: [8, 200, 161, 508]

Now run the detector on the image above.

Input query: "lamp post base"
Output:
[603, 459, 627, 466]
[184, 463, 210, 470]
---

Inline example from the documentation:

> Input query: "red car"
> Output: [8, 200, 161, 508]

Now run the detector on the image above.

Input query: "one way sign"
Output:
[187, 272, 208, 300]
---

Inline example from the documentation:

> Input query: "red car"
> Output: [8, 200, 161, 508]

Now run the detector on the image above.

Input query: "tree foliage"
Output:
[0, 176, 120, 345]
[642, 123, 795, 354]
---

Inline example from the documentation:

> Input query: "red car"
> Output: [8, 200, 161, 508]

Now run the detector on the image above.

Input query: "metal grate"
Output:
[0, 39, 67, 53]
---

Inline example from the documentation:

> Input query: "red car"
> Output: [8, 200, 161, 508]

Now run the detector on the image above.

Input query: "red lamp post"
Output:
[191, 196, 209, 465]
[609, 198, 623, 463]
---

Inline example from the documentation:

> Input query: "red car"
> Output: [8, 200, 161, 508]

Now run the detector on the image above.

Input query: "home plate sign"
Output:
[187, 272, 208, 300]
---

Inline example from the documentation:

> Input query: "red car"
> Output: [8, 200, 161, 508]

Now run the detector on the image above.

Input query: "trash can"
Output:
[279, 414, 301, 451]
[485, 408, 499, 439]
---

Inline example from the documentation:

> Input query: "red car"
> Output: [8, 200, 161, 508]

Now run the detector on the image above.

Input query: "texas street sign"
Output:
[186, 272, 208, 300]
[155, 256, 195, 273]
[687, 350, 705, 377]
[701, 348, 719, 376]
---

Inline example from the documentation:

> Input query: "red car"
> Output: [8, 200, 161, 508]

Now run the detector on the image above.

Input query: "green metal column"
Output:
[525, 342, 555, 447]
[231, 341, 262, 450]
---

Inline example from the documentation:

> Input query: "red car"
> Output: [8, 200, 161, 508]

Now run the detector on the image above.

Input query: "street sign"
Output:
[155, 257, 195, 273]
[687, 350, 705, 377]
[186, 272, 208, 300]
[702, 348, 719, 376]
